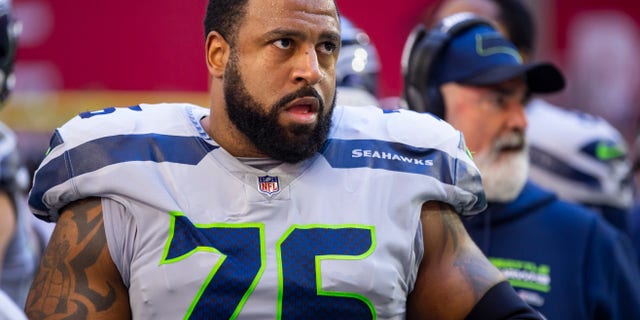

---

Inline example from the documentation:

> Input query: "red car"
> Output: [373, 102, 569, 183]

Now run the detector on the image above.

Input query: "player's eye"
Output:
[273, 39, 293, 49]
[319, 41, 338, 54]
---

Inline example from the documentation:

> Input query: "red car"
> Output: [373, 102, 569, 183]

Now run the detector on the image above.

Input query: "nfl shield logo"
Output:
[258, 175, 280, 195]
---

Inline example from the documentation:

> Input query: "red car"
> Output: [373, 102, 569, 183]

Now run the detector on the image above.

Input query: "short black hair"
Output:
[203, 0, 340, 46]
[203, 0, 249, 45]
[493, 0, 536, 55]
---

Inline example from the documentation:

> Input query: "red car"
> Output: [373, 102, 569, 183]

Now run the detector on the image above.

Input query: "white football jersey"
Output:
[29, 103, 485, 319]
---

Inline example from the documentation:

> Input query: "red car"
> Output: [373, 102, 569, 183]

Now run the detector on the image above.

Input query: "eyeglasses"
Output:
[471, 84, 528, 111]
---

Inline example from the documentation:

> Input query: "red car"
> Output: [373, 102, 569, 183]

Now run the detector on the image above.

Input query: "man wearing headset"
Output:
[431, 0, 635, 237]
[402, 12, 640, 319]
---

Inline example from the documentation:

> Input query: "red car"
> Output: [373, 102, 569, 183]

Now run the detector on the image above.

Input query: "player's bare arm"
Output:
[406, 201, 505, 319]
[25, 197, 130, 320]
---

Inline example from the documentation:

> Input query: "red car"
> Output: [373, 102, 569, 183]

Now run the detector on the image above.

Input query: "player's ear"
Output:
[206, 31, 229, 78]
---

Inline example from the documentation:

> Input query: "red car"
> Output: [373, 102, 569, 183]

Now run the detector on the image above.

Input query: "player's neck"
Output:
[200, 114, 269, 159]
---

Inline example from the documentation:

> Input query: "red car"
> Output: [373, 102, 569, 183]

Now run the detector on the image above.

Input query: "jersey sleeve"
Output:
[331, 106, 487, 216]
[441, 129, 486, 216]
[27, 103, 212, 222]
[27, 107, 121, 222]
[405, 111, 486, 216]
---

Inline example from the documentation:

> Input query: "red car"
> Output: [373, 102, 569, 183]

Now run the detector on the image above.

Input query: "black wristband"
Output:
[466, 281, 544, 320]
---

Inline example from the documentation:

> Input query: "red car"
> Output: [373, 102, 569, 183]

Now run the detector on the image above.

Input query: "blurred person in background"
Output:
[527, 102, 633, 233]
[0, 0, 48, 318]
[335, 16, 380, 107]
[632, 135, 640, 261]
[402, 11, 640, 318]
[431, 0, 635, 234]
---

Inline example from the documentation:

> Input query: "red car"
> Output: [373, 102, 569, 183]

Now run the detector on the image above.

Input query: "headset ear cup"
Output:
[405, 84, 427, 113]
[426, 85, 444, 119]
[401, 25, 428, 112]
[402, 24, 452, 117]
[406, 30, 448, 117]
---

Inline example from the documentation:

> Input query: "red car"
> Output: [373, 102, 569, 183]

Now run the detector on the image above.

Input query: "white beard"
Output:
[473, 135, 529, 202]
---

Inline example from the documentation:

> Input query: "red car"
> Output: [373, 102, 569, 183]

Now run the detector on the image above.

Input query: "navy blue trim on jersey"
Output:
[29, 134, 218, 214]
[48, 129, 64, 150]
[321, 138, 468, 184]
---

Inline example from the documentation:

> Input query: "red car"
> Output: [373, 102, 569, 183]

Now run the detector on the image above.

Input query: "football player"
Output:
[25, 0, 541, 318]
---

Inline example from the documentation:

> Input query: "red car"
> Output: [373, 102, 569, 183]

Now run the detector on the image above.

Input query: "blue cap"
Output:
[432, 24, 565, 93]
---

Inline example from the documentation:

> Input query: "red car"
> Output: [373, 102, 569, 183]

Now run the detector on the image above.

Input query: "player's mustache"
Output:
[273, 87, 324, 111]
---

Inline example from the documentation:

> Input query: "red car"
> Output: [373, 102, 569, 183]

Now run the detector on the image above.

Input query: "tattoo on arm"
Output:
[421, 201, 503, 301]
[421, 201, 464, 262]
[26, 198, 125, 319]
[434, 202, 462, 255]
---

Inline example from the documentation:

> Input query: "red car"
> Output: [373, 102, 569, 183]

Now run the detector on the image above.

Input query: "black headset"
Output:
[401, 12, 495, 118]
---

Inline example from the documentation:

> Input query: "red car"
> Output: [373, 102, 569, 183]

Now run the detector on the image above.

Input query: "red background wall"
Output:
[11, 0, 640, 100]
[13, 0, 435, 98]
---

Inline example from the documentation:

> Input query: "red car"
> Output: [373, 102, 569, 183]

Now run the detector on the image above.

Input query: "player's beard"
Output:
[223, 52, 335, 163]
[473, 132, 529, 202]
